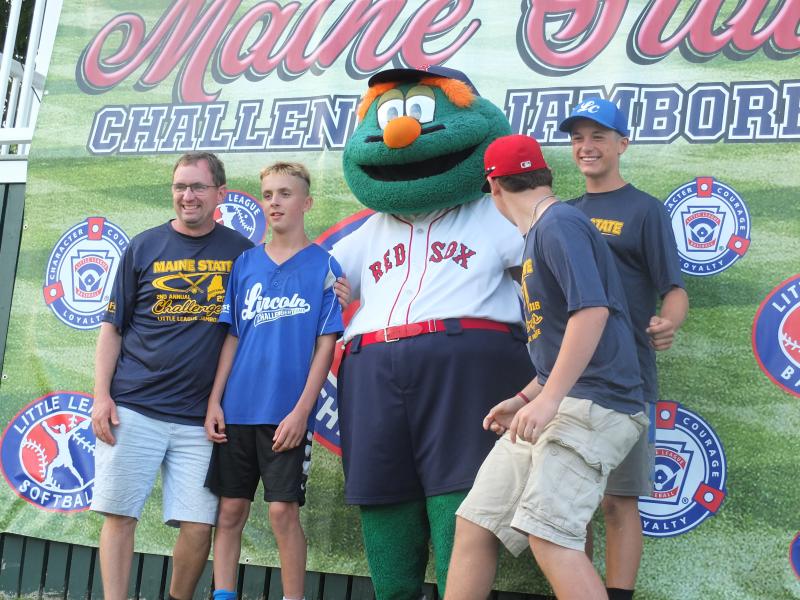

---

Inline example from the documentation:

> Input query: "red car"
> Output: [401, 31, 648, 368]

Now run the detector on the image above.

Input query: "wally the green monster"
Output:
[331, 67, 535, 599]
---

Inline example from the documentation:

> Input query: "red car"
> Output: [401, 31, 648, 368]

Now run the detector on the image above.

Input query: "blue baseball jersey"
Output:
[219, 243, 344, 426]
[568, 184, 685, 402]
[522, 202, 643, 415]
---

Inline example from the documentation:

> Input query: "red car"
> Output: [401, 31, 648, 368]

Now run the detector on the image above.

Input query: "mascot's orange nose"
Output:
[383, 116, 422, 149]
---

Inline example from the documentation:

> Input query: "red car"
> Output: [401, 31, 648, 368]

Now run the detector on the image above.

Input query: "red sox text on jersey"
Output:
[368, 240, 477, 283]
[332, 196, 523, 340]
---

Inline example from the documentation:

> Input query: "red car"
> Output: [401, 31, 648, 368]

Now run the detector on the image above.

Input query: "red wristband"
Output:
[516, 391, 531, 404]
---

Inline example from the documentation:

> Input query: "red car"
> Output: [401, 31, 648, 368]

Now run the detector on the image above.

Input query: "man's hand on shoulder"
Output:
[91, 394, 120, 445]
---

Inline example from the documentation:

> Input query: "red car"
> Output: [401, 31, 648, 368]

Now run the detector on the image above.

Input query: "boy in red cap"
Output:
[445, 135, 647, 600]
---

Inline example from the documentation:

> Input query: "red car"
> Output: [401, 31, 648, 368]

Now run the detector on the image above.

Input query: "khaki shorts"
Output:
[605, 402, 656, 496]
[457, 397, 648, 553]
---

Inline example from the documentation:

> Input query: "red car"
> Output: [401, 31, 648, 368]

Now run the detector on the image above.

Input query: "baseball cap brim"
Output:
[558, 114, 629, 137]
[368, 66, 479, 95]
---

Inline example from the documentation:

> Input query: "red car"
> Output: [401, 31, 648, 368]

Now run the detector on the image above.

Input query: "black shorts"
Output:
[205, 425, 311, 505]
[338, 323, 535, 505]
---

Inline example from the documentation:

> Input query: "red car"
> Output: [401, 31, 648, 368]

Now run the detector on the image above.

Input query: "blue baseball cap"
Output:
[558, 98, 629, 137]
[368, 65, 480, 96]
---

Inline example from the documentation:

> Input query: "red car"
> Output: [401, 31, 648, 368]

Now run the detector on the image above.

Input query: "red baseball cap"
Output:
[482, 134, 549, 192]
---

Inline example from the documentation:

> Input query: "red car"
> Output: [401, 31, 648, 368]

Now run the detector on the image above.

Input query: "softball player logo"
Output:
[42, 217, 129, 330]
[664, 177, 750, 276]
[639, 401, 727, 537]
[0, 392, 96, 512]
[752, 274, 800, 398]
[214, 190, 266, 243]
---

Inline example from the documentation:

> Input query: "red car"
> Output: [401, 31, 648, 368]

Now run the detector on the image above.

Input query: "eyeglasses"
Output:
[171, 183, 219, 194]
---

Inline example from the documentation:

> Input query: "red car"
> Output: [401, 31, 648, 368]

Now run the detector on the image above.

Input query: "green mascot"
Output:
[331, 66, 535, 599]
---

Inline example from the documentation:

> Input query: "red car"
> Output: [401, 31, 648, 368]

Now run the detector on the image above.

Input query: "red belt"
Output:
[348, 318, 510, 352]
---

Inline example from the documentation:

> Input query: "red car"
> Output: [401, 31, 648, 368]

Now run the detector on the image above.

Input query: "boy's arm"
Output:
[92, 323, 123, 445]
[647, 286, 689, 351]
[204, 332, 238, 443]
[483, 378, 543, 435]
[508, 305, 609, 444]
[272, 333, 337, 452]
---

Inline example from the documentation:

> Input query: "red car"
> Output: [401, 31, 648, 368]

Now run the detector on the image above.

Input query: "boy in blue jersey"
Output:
[446, 135, 647, 600]
[204, 162, 344, 600]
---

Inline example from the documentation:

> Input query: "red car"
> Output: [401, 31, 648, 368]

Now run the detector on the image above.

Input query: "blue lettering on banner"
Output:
[86, 80, 800, 155]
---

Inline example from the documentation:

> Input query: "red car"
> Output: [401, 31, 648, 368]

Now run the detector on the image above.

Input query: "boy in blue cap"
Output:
[559, 98, 688, 600]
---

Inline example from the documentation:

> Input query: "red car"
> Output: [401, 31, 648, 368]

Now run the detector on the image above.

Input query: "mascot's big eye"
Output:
[405, 95, 435, 123]
[377, 98, 405, 130]
[405, 86, 436, 124]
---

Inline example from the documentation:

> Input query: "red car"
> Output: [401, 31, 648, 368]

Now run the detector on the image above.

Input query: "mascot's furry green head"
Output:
[343, 66, 512, 214]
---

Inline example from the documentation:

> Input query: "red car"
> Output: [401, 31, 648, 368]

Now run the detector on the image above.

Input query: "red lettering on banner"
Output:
[517, 0, 626, 74]
[630, 0, 800, 63]
[77, 0, 480, 103]
[516, 0, 800, 74]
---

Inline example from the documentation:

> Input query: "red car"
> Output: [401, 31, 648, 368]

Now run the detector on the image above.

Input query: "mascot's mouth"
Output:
[360, 145, 477, 182]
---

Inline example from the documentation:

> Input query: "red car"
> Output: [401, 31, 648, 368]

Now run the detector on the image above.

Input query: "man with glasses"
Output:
[91, 152, 253, 600]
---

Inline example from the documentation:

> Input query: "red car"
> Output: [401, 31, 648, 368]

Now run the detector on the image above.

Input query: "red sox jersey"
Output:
[332, 196, 524, 341]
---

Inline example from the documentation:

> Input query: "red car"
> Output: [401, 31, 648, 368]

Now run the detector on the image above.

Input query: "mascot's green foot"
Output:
[361, 500, 428, 600]
[427, 491, 467, 596]
[360, 491, 468, 600]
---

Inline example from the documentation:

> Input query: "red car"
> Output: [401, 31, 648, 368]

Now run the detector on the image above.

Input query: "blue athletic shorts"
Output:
[338, 322, 535, 505]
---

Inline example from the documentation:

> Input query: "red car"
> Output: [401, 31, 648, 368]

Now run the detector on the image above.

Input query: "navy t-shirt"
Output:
[219, 244, 344, 427]
[102, 222, 253, 424]
[521, 202, 643, 415]
[568, 184, 685, 402]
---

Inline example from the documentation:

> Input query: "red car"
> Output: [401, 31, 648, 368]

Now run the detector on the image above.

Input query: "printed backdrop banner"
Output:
[1, 1, 799, 596]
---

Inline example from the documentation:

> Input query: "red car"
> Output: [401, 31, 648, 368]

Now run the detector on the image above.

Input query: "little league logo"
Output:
[43, 217, 129, 330]
[752, 274, 800, 398]
[1, 392, 95, 512]
[791, 532, 800, 579]
[215, 190, 266, 243]
[664, 177, 750, 276]
[639, 401, 727, 537]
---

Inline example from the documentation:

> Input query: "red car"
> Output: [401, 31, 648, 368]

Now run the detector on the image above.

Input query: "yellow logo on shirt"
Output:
[521, 258, 542, 342]
[149, 257, 233, 323]
[590, 218, 624, 236]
